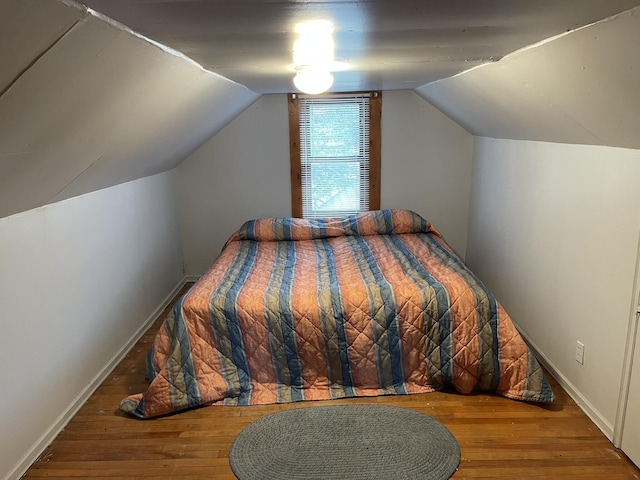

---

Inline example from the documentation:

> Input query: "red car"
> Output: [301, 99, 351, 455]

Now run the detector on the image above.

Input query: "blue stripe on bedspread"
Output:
[349, 234, 406, 393]
[224, 241, 258, 404]
[387, 234, 455, 386]
[279, 240, 304, 401]
[323, 237, 356, 396]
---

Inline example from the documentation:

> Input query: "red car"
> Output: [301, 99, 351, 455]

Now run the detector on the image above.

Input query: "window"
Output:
[289, 92, 381, 218]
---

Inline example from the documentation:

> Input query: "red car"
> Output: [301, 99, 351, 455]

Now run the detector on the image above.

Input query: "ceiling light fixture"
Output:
[293, 66, 334, 94]
[292, 20, 335, 94]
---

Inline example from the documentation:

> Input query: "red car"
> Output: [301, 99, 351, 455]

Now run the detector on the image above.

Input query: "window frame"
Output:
[288, 91, 381, 218]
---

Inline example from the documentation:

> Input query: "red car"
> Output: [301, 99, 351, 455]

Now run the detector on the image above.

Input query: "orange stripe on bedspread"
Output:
[254, 218, 276, 242]
[388, 209, 414, 234]
[290, 241, 332, 400]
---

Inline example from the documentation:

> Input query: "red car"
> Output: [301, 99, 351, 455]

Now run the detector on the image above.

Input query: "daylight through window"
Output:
[289, 92, 381, 218]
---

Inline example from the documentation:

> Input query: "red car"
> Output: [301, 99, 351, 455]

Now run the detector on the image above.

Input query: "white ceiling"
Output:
[79, 0, 640, 93]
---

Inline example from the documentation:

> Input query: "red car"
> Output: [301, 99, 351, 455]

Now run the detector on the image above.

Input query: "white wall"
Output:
[176, 94, 292, 275]
[466, 137, 640, 436]
[177, 91, 474, 275]
[381, 90, 473, 257]
[0, 171, 185, 480]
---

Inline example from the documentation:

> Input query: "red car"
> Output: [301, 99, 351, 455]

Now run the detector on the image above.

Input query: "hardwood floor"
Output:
[24, 284, 640, 479]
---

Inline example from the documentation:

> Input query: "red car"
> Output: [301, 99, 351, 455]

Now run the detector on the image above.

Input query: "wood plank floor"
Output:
[24, 284, 640, 479]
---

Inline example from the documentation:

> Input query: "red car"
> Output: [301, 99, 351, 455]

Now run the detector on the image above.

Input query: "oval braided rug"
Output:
[229, 404, 460, 480]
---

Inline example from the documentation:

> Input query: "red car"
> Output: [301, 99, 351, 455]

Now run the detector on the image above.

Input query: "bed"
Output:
[120, 209, 553, 418]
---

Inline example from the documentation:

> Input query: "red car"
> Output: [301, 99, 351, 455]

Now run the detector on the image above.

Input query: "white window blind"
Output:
[298, 93, 373, 218]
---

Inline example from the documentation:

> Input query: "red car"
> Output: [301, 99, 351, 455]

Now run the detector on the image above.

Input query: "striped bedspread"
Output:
[120, 209, 553, 418]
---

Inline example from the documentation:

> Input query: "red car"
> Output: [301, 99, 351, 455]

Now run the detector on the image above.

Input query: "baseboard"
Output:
[184, 274, 201, 283]
[517, 327, 614, 441]
[7, 277, 188, 480]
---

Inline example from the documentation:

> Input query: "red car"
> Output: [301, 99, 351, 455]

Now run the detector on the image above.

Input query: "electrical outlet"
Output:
[575, 341, 585, 365]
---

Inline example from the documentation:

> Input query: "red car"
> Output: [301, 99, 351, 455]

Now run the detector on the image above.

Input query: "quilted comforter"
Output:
[120, 209, 553, 418]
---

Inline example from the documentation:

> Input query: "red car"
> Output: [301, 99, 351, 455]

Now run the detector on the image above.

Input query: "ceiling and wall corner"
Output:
[415, 6, 640, 151]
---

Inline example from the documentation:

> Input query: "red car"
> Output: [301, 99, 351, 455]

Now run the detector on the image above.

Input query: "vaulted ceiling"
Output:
[80, 0, 640, 93]
[1, 0, 639, 219]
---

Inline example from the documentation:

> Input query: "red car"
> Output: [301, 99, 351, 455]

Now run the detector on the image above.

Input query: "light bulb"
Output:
[292, 20, 335, 94]
[293, 67, 334, 94]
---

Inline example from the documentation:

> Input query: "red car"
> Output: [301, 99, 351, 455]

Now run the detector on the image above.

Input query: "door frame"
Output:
[613, 230, 640, 448]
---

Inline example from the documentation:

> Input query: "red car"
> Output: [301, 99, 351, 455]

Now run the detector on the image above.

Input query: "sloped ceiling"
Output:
[0, 0, 83, 92]
[80, 0, 640, 94]
[416, 7, 640, 150]
[0, 0, 259, 219]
